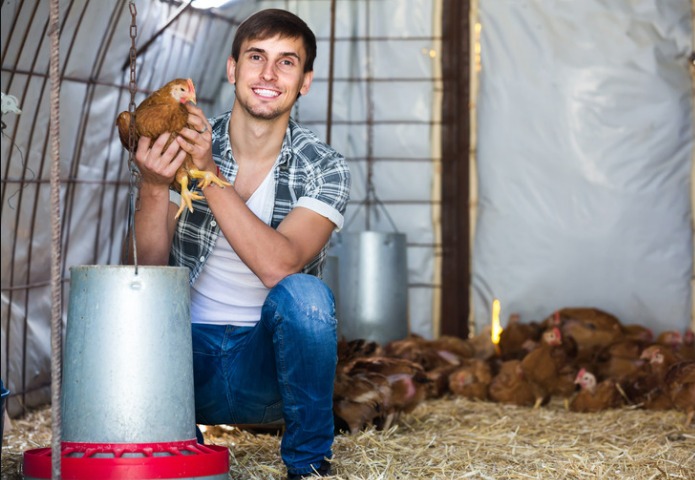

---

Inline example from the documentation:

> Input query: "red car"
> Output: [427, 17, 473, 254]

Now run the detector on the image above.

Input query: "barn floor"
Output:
[2, 397, 693, 479]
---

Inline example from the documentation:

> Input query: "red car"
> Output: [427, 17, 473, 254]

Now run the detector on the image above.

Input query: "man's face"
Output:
[228, 34, 313, 121]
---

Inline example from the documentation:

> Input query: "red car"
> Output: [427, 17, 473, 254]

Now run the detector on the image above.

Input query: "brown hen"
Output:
[333, 371, 390, 434]
[498, 314, 542, 360]
[337, 338, 384, 372]
[344, 356, 430, 430]
[569, 368, 623, 413]
[384, 334, 468, 371]
[448, 358, 493, 401]
[662, 360, 695, 426]
[635, 345, 683, 412]
[488, 359, 536, 406]
[593, 339, 647, 384]
[554, 309, 623, 365]
[116, 78, 230, 219]
[520, 327, 578, 409]
[679, 329, 695, 361]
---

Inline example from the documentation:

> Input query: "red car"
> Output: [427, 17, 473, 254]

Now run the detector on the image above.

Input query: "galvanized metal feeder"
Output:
[23, 266, 229, 479]
[329, 230, 409, 345]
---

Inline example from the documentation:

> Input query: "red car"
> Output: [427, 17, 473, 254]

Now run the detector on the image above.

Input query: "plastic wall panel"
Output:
[472, 0, 693, 332]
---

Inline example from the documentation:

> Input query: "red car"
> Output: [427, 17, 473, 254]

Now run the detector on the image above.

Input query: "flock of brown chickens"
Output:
[333, 308, 695, 434]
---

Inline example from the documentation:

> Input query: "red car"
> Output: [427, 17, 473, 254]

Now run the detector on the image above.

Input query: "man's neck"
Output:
[229, 104, 288, 165]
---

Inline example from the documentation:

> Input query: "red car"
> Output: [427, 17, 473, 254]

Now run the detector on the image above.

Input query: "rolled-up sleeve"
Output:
[299, 151, 351, 229]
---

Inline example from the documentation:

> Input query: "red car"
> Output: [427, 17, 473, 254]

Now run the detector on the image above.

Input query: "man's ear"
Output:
[299, 70, 314, 96]
[227, 56, 237, 85]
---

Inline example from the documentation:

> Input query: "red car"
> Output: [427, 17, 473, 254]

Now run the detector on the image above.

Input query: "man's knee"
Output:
[276, 274, 334, 311]
[264, 274, 337, 335]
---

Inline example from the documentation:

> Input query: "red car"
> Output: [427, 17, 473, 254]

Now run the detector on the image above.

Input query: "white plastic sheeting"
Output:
[472, 0, 693, 333]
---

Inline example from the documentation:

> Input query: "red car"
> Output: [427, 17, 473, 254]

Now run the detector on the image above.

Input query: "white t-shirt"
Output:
[189, 167, 275, 327]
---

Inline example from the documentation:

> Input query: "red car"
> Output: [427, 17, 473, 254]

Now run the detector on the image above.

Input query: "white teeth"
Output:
[254, 88, 279, 98]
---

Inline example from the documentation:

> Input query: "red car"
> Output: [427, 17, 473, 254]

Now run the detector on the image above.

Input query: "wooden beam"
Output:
[439, 0, 471, 339]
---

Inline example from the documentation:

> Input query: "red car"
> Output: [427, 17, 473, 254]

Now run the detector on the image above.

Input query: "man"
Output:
[131, 9, 350, 479]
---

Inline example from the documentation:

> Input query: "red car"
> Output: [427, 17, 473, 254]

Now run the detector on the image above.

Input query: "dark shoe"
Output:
[287, 459, 332, 479]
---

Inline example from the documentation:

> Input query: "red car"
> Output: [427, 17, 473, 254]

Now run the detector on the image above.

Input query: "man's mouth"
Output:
[253, 88, 280, 98]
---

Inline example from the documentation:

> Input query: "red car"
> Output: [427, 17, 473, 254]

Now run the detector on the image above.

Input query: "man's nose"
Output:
[261, 62, 277, 81]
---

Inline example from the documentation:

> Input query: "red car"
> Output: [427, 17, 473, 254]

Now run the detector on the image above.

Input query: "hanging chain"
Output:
[126, 0, 140, 271]
[128, 2, 138, 151]
[365, 0, 374, 230]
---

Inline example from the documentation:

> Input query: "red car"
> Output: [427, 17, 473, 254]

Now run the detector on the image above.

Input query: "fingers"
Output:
[176, 129, 214, 172]
[185, 120, 210, 136]
[185, 103, 210, 135]
[177, 116, 211, 149]
[136, 135, 153, 159]
[178, 125, 210, 140]
[176, 130, 209, 155]
[135, 133, 185, 183]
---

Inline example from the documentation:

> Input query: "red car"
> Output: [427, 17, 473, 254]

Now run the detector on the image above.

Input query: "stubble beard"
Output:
[235, 87, 288, 121]
[245, 103, 284, 121]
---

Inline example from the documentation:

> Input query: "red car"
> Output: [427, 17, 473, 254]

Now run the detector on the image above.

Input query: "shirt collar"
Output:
[219, 110, 295, 168]
[278, 120, 294, 167]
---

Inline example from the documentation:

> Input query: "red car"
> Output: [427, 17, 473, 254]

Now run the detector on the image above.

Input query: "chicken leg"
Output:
[173, 166, 231, 219]
[174, 170, 205, 219]
[189, 168, 231, 190]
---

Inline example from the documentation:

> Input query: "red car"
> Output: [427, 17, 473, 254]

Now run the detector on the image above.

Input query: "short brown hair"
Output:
[231, 9, 317, 73]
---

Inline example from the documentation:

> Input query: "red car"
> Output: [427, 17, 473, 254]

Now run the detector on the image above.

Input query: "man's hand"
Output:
[176, 103, 215, 175]
[135, 133, 187, 189]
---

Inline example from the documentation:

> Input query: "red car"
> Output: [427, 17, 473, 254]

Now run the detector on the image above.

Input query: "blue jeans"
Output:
[191, 274, 337, 475]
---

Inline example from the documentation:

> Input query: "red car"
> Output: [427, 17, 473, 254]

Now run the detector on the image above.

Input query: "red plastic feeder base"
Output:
[23, 440, 229, 479]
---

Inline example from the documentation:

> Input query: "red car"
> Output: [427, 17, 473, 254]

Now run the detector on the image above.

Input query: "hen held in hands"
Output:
[116, 78, 230, 219]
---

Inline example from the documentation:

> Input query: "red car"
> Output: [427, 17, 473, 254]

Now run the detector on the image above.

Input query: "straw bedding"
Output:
[2, 397, 693, 479]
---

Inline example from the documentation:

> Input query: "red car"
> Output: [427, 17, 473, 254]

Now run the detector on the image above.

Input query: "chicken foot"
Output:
[189, 168, 232, 190]
[174, 172, 205, 219]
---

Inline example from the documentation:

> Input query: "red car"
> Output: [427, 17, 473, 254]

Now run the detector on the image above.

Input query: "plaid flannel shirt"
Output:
[169, 110, 351, 286]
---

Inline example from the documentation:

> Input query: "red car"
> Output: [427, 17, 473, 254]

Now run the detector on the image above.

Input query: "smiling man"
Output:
[131, 9, 351, 479]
